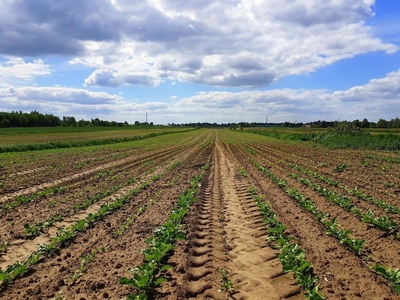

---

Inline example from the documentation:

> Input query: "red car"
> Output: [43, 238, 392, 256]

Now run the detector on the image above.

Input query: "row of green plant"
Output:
[0, 129, 196, 153]
[24, 180, 135, 237]
[23, 158, 172, 238]
[114, 190, 163, 237]
[288, 163, 338, 186]
[291, 175, 399, 236]
[120, 163, 209, 300]
[350, 187, 400, 214]
[0, 181, 151, 287]
[2, 186, 66, 210]
[243, 144, 400, 229]
[288, 162, 400, 214]
[240, 126, 400, 151]
[69, 245, 109, 283]
[364, 153, 400, 164]
[248, 186, 325, 299]
[245, 155, 400, 293]
[372, 263, 400, 293]
[15, 154, 181, 238]
[248, 157, 366, 255]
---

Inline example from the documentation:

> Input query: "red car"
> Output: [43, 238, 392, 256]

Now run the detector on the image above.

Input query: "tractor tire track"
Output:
[180, 141, 303, 299]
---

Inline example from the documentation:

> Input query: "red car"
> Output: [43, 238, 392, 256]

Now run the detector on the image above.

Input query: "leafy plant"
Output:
[334, 163, 348, 172]
[219, 269, 233, 292]
[121, 162, 209, 299]
[372, 263, 400, 293]
[238, 167, 248, 178]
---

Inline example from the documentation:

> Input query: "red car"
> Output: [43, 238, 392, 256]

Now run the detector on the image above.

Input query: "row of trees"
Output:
[0, 111, 131, 128]
[307, 118, 400, 128]
[1, 111, 399, 129]
[0, 111, 60, 127]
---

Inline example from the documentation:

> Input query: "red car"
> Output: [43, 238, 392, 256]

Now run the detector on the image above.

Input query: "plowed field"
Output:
[1, 129, 399, 299]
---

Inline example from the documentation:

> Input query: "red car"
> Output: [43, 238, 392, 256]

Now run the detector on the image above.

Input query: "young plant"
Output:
[219, 269, 233, 292]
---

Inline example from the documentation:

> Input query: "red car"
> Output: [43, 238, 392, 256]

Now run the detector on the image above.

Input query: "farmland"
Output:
[0, 128, 400, 299]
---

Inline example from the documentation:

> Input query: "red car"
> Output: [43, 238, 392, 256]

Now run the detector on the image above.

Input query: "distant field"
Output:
[244, 126, 400, 135]
[0, 126, 193, 147]
[243, 126, 400, 150]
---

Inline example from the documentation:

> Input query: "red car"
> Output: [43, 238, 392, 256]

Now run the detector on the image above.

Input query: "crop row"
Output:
[242, 145, 400, 235]
[0, 179, 151, 288]
[242, 141, 399, 202]
[289, 174, 399, 237]
[245, 154, 400, 293]
[287, 163, 400, 214]
[120, 162, 209, 299]
[247, 185, 325, 299]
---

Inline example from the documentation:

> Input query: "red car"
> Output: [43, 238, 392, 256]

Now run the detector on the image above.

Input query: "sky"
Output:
[0, 0, 399, 125]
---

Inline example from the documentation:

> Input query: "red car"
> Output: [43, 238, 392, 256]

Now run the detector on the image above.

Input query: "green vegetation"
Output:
[249, 158, 366, 256]
[241, 122, 400, 150]
[0, 181, 151, 287]
[248, 186, 325, 299]
[120, 164, 209, 299]
[313, 124, 400, 150]
[0, 128, 196, 153]
[219, 269, 233, 292]
[372, 263, 400, 293]
[69, 246, 109, 283]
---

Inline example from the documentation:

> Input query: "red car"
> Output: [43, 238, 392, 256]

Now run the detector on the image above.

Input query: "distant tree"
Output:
[361, 118, 370, 128]
[377, 118, 388, 128]
[19, 116, 29, 127]
[352, 119, 361, 127]
[0, 118, 10, 127]
[391, 118, 400, 128]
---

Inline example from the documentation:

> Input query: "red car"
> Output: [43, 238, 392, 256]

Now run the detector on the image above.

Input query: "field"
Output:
[0, 128, 400, 299]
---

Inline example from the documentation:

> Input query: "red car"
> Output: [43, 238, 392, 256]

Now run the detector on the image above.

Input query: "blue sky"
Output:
[0, 0, 399, 124]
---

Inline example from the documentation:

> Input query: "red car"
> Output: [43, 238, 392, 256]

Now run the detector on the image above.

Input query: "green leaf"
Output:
[392, 284, 400, 294]
[154, 277, 168, 286]
[160, 264, 172, 272]
[120, 277, 134, 285]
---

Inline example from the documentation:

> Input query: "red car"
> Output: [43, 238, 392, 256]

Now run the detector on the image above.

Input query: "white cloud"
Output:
[0, 57, 51, 83]
[84, 68, 160, 87]
[1, 69, 399, 124]
[0, 0, 396, 88]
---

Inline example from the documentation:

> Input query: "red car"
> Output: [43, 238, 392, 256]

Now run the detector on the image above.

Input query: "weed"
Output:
[0, 242, 8, 253]
[238, 167, 248, 178]
[334, 163, 348, 172]
[219, 269, 233, 292]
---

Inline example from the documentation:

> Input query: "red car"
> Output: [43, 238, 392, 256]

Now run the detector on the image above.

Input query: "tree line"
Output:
[306, 118, 400, 128]
[0, 111, 399, 129]
[0, 111, 130, 128]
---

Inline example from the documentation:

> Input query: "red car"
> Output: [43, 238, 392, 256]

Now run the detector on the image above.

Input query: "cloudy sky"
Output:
[0, 0, 399, 124]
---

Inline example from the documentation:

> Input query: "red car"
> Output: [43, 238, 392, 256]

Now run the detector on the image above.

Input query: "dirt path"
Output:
[166, 140, 302, 299]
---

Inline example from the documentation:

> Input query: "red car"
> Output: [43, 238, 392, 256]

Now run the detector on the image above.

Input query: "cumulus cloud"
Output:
[0, 86, 121, 105]
[0, 0, 122, 56]
[1, 69, 399, 124]
[84, 69, 160, 87]
[0, 57, 51, 83]
[0, 0, 397, 88]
